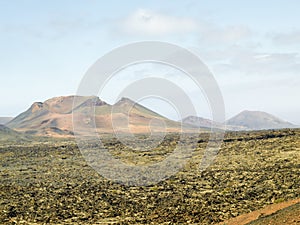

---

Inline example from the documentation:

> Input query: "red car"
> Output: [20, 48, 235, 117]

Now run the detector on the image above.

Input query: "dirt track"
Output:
[216, 198, 300, 225]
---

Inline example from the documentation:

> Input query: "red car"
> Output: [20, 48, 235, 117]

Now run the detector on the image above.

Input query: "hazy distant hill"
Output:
[0, 124, 19, 136]
[0, 117, 13, 125]
[227, 110, 297, 130]
[0, 124, 27, 141]
[182, 111, 297, 131]
[182, 116, 245, 131]
[6, 96, 190, 136]
[182, 116, 229, 130]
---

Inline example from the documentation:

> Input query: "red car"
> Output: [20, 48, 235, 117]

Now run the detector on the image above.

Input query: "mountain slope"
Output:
[7, 96, 94, 136]
[7, 96, 190, 136]
[0, 125, 27, 141]
[0, 124, 19, 135]
[227, 110, 296, 130]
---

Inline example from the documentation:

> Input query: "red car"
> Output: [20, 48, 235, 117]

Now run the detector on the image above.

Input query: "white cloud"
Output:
[115, 9, 253, 45]
[191, 44, 300, 78]
[119, 9, 198, 36]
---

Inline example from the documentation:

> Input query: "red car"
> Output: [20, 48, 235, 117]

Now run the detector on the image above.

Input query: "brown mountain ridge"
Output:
[6, 96, 189, 137]
[5, 96, 298, 137]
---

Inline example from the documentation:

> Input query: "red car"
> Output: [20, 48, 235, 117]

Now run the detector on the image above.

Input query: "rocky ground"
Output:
[0, 129, 299, 224]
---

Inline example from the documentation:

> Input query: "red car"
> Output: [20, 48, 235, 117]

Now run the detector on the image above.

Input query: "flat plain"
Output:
[0, 129, 299, 224]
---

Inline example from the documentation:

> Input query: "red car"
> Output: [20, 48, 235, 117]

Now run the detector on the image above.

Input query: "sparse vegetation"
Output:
[0, 129, 299, 224]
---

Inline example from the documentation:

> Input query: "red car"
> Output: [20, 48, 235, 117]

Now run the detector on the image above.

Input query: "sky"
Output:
[0, 0, 299, 124]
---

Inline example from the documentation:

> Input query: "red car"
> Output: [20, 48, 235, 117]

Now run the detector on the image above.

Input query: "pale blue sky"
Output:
[0, 0, 300, 123]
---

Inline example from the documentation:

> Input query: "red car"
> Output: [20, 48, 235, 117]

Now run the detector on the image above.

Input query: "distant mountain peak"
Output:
[239, 110, 272, 115]
[115, 97, 136, 105]
[182, 111, 297, 131]
[44, 95, 74, 103]
[227, 110, 295, 130]
[73, 96, 107, 110]
[31, 102, 44, 113]
[27, 96, 108, 114]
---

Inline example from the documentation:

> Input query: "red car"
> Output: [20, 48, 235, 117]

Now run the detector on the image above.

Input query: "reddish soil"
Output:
[216, 198, 300, 225]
